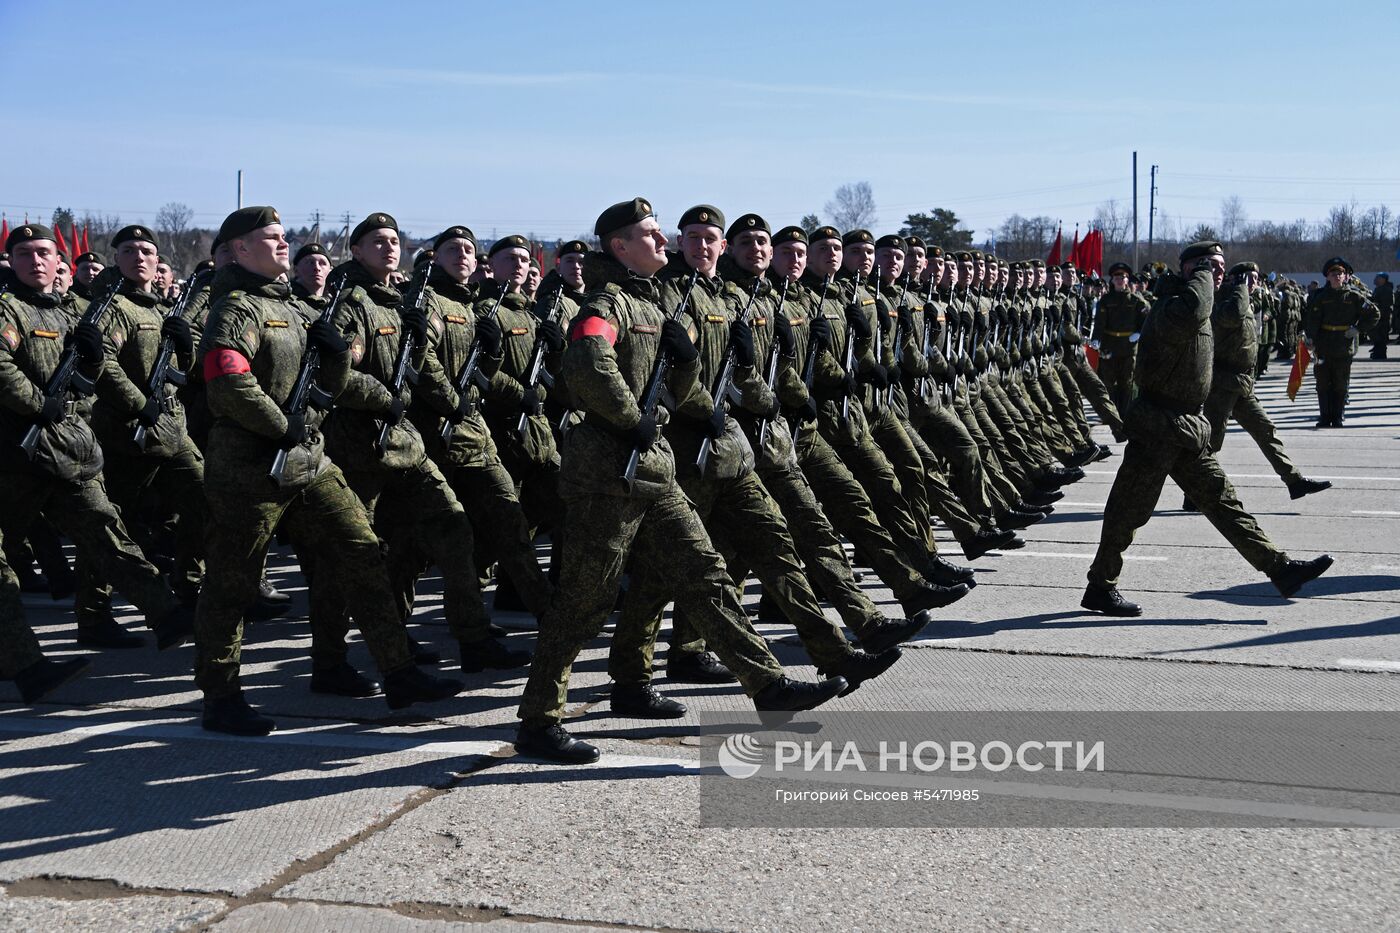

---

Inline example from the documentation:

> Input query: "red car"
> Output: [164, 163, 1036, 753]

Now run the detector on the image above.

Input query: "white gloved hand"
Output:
[1345, 326, 1359, 339]
[1128, 332, 1141, 344]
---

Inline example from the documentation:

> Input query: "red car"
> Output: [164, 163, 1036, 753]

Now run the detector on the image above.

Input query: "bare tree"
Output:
[824, 182, 876, 231]
[1219, 196, 1247, 244]
[1092, 199, 1132, 249]
[155, 202, 196, 272]
[994, 214, 1058, 258]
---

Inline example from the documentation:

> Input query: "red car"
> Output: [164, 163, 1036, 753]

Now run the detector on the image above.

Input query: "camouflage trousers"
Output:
[320, 459, 492, 654]
[955, 394, 1033, 500]
[1062, 351, 1125, 438]
[620, 467, 851, 675]
[196, 464, 413, 698]
[797, 429, 927, 603]
[0, 527, 44, 678]
[0, 469, 174, 634]
[1087, 435, 1285, 590]
[1040, 363, 1094, 449]
[76, 442, 206, 625]
[867, 408, 939, 556]
[519, 489, 784, 728]
[829, 426, 932, 567]
[1204, 384, 1301, 486]
[910, 398, 1005, 518]
[1017, 373, 1078, 461]
[899, 409, 992, 545]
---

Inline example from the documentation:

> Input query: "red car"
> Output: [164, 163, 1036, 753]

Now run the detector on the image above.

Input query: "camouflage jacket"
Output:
[410, 269, 500, 469]
[1210, 282, 1256, 393]
[200, 263, 347, 491]
[478, 288, 559, 468]
[718, 257, 792, 470]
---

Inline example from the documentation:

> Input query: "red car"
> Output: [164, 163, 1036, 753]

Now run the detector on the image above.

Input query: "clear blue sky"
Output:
[4, 1, 1397, 245]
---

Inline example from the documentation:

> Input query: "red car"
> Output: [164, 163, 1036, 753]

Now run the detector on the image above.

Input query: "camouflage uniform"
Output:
[1058, 286, 1124, 439]
[1088, 264, 1286, 590]
[0, 278, 180, 642]
[194, 263, 418, 696]
[517, 251, 785, 729]
[1370, 278, 1392, 359]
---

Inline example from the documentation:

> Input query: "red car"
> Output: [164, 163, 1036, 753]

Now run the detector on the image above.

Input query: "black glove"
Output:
[384, 397, 406, 426]
[840, 372, 858, 397]
[72, 320, 104, 364]
[795, 396, 818, 424]
[958, 310, 974, 330]
[627, 412, 659, 452]
[809, 315, 832, 351]
[728, 319, 756, 367]
[160, 315, 194, 355]
[887, 362, 903, 384]
[859, 364, 889, 389]
[519, 385, 541, 416]
[308, 319, 348, 354]
[660, 319, 699, 363]
[400, 305, 429, 344]
[537, 319, 565, 352]
[877, 308, 893, 335]
[897, 305, 914, 335]
[475, 316, 503, 356]
[845, 303, 873, 340]
[704, 407, 726, 439]
[773, 313, 796, 357]
[279, 410, 306, 450]
[137, 395, 162, 427]
[36, 395, 65, 425]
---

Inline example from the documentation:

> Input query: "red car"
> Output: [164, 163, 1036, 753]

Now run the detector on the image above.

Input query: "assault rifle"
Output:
[133, 268, 213, 451]
[697, 276, 763, 472]
[791, 275, 832, 445]
[516, 283, 565, 440]
[623, 269, 699, 490]
[439, 280, 510, 443]
[754, 277, 792, 450]
[268, 273, 349, 484]
[375, 264, 431, 455]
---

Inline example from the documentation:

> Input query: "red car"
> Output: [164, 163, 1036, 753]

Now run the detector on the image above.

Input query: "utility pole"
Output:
[1148, 164, 1159, 254]
[237, 170, 244, 210]
[1131, 151, 1139, 270]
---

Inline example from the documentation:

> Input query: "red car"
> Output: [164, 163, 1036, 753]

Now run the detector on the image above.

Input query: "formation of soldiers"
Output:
[0, 200, 1357, 763]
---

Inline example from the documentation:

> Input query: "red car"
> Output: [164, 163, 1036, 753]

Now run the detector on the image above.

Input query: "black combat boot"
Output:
[753, 675, 849, 712]
[14, 657, 90, 703]
[1080, 585, 1143, 617]
[1091, 444, 1113, 462]
[383, 665, 464, 710]
[860, 612, 933, 654]
[1287, 477, 1332, 500]
[202, 692, 276, 736]
[906, 577, 971, 610]
[820, 647, 902, 696]
[76, 611, 146, 649]
[1315, 393, 1331, 428]
[1024, 489, 1063, 507]
[406, 633, 442, 664]
[924, 555, 976, 587]
[963, 528, 1018, 560]
[310, 662, 382, 697]
[151, 604, 195, 651]
[514, 723, 600, 764]
[997, 509, 1045, 531]
[1270, 555, 1334, 599]
[667, 650, 737, 684]
[458, 637, 531, 673]
[1181, 496, 1199, 512]
[246, 577, 292, 621]
[611, 682, 687, 719]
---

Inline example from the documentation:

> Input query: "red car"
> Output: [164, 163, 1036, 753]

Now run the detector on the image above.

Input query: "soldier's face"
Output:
[1326, 268, 1347, 288]
[1048, 269, 1062, 290]
[117, 240, 160, 287]
[874, 247, 903, 282]
[491, 247, 531, 291]
[772, 241, 807, 281]
[680, 224, 725, 277]
[526, 267, 541, 292]
[1111, 272, 1129, 291]
[973, 259, 986, 285]
[435, 237, 477, 283]
[1015, 269, 1026, 289]
[843, 242, 874, 276]
[54, 263, 72, 294]
[732, 230, 771, 275]
[610, 217, 668, 276]
[942, 261, 957, 289]
[12, 240, 59, 290]
[958, 258, 973, 284]
[809, 239, 842, 277]
[352, 229, 400, 280]
[559, 252, 585, 289]
[76, 260, 104, 285]
[295, 253, 331, 293]
[1035, 268, 1047, 289]
[155, 264, 172, 289]
[213, 242, 234, 270]
[233, 224, 291, 280]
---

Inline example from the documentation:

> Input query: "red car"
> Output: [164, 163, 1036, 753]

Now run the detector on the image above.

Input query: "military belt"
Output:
[1140, 390, 1202, 417]
[1321, 324, 1351, 332]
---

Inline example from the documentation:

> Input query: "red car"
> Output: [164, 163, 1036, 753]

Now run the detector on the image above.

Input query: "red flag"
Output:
[1, 217, 8, 247]
[1287, 340, 1310, 401]
[1046, 226, 1062, 266]
[1088, 229, 1104, 277]
[70, 222, 80, 257]
[82, 224, 90, 253]
[55, 226, 68, 258]
[1085, 345, 1100, 371]
[1066, 227, 1081, 269]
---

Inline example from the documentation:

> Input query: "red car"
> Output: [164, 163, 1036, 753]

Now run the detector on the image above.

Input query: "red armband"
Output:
[571, 316, 618, 346]
[204, 348, 251, 380]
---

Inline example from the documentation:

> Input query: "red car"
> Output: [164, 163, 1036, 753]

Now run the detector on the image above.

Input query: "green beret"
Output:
[293, 242, 328, 265]
[350, 212, 398, 246]
[1228, 261, 1259, 276]
[841, 229, 874, 247]
[557, 239, 588, 257]
[772, 226, 807, 247]
[726, 213, 770, 240]
[218, 206, 281, 246]
[74, 251, 103, 266]
[433, 225, 478, 252]
[1058, 261, 1073, 271]
[1028, 258, 1044, 268]
[904, 235, 925, 250]
[999, 259, 1010, 269]
[1322, 256, 1352, 275]
[969, 249, 984, 262]
[594, 197, 654, 239]
[874, 234, 906, 252]
[678, 204, 724, 231]
[951, 251, 973, 262]
[927, 245, 943, 258]
[489, 234, 531, 259]
[1179, 240, 1224, 264]
[111, 224, 159, 251]
[6, 224, 57, 252]
[809, 225, 841, 244]
[1108, 262, 1132, 275]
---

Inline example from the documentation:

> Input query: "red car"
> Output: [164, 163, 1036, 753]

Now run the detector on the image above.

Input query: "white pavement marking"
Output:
[1085, 470, 1400, 482]
[1352, 510, 1400, 516]
[1336, 659, 1400, 673]
[1004, 551, 1168, 562]
[0, 715, 508, 758]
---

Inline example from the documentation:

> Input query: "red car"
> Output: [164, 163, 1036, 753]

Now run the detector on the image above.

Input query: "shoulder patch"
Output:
[1, 323, 21, 349]
[600, 282, 623, 297]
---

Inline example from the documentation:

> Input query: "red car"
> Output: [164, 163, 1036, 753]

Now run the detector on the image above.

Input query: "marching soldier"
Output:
[195, 206, 464, 734]
[515, 198, 848, 764]
[1083, 241, 1333, 616]
[1092, 261, 1150, 416]
[72, 251, 105, 301]
[1303, 257, 1380, 427]
[1370, 272, 1392, 360]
